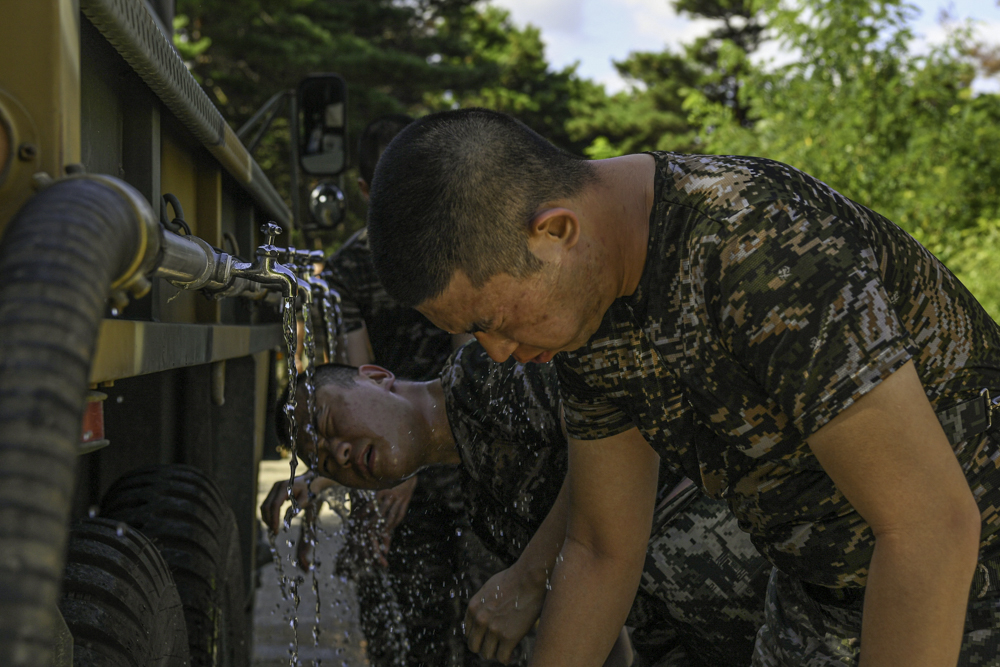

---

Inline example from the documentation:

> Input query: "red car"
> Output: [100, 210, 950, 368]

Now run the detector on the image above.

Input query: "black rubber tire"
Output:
[58, 517, 190, 667]
[100, 465, 250, 667]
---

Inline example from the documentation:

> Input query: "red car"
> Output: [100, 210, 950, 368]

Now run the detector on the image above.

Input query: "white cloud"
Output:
[491, 0, 585, 35]
[619, 0, 712, 43]
[490, 0, 1000, 94]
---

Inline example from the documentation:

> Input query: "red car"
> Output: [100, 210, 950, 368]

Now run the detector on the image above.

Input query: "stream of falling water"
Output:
[274, 284, 411, 665]
[321, 292, 338, 364]
[278, 295, 303, 665]
[301, 299, 324, 666]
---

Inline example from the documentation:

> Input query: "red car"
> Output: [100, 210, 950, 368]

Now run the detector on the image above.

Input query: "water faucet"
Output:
[229, 223, 311, 301]
[281, 248, 333, 299]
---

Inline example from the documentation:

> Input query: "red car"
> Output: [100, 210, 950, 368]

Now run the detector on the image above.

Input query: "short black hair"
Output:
[273, 363, 359, 447]
[358, 114, 413, 186]
[367, 107, 595, 308]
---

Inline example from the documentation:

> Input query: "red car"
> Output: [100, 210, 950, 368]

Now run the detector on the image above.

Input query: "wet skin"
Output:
[417, 263, 607, 364]
[291, 367, 457, 490]
[294, 373, 426, 490]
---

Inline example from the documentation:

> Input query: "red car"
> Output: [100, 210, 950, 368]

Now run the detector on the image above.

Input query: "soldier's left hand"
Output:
[465, 565, 546, 664]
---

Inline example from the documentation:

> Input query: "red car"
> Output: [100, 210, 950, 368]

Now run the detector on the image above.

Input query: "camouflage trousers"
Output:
[752, 567, 1000, 667]
[628, 491, 772, 667]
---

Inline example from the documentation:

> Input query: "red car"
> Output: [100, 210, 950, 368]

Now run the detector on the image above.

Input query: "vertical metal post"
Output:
[287, 90, 301, 230]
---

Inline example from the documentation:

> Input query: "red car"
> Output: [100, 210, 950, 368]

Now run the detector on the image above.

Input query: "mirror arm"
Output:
[237, 90, 288, 148]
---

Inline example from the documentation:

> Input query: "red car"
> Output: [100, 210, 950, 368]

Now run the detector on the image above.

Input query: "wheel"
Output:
[101, 465, 249, 667]
[58, 518, 190, 667]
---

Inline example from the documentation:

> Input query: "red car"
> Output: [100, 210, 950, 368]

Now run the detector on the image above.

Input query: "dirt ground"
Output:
[253, 459, 370, 666]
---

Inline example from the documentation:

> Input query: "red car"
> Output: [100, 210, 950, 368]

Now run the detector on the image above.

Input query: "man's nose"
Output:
[474, 331, 518, 363]
[332, 438, 351, 466]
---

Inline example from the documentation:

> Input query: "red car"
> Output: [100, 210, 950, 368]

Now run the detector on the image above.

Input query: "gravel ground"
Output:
[253, 459, 370, 666]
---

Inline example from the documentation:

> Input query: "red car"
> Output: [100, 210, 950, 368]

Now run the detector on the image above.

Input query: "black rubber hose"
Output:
[0, 178, 143, 666]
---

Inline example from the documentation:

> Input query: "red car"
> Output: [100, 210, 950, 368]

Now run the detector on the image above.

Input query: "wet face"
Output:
[292, 368, 428, 490]
[418, 264, 606, 364]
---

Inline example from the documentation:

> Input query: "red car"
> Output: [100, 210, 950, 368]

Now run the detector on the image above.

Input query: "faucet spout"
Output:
[228, 222, 310, 301]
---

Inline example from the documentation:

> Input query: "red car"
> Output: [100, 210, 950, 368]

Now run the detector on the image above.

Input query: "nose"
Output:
[474, 331, 518, 363]
[332, 438, 351, 466]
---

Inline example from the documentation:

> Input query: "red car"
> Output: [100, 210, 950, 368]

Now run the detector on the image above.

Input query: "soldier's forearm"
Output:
[511, 474, 570, 589]
[859, 521, 979, 667]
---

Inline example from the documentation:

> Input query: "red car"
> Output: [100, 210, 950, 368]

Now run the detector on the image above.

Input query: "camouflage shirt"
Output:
[557, 152, 1000, 588]
[443, 342, 683, 566]
[325, 228, 453, 381]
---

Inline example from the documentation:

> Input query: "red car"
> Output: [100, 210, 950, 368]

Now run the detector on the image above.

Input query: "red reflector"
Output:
[81, 392, 106, 443]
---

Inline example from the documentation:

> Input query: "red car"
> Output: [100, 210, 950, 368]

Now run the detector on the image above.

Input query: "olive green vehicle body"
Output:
[0, 1, 292, 659]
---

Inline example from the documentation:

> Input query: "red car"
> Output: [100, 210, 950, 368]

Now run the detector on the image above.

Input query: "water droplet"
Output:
[115, 395, 124, 404]
[110, 307, 119, 317]
[87, 505, 98, 518]
[115, 522, 127, 537]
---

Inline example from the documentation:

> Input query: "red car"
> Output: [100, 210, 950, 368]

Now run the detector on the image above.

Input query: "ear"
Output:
[357, 178, 370, 202]
[527, 207, 580, 260]
[358, 364, 394, 389]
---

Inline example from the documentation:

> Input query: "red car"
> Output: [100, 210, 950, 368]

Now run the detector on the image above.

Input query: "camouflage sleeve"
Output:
[712, 202, 913, 437]
[556, 360, 634, 440]
[324, 232, 374, 334]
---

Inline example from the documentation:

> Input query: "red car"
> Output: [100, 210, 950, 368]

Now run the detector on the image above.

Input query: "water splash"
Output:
[321, 292, 339, 364]
[271, 266, 413, 666]
[301, 298, 325, 667]
[280, 295, 302, 665]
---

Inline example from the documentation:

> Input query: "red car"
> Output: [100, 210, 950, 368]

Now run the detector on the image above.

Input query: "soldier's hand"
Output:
[375, 476, 417, 535]
[260, 472, 334, 535]
[465, 565, 546, 664]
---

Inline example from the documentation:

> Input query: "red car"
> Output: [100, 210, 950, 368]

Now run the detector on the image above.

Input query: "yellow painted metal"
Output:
[252, 350, 270, 464]
[195, 166, 222, 322]
[217, 122, 253, 184]
[0, 109, 9, 188]
[159, 131, 199, 322]
[89, 319, 282, 383]
[161, 133, 199, 232]
[0, 0, 80, 234]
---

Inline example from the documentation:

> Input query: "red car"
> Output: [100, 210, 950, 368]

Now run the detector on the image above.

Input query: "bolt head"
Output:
[17, 143, 37, 161]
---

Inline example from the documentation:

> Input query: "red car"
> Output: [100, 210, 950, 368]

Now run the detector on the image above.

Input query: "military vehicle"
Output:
[0, 1, 347, 664]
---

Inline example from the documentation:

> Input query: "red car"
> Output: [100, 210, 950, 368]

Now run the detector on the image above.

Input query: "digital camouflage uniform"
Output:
[556, 152, 1000, 665]
[325, 228, 499, 667]
[443, 342, 771, 666]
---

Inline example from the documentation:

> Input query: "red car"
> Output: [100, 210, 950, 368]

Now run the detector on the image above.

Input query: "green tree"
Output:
[424, 4, 604, 155]
[685, 0, 1000, 316]
[174, 0, 500, 243]
[175, 0, 597, 244]
[571, 0, 764, 158]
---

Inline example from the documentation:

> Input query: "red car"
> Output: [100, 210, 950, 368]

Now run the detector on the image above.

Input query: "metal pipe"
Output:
[151, 226, 303, 300]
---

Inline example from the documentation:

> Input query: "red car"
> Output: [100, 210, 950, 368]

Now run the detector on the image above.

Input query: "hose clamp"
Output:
[62, 174, 161, 298]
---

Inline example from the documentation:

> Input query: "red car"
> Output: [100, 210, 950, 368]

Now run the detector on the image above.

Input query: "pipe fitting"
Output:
[58, 174, 162, 301]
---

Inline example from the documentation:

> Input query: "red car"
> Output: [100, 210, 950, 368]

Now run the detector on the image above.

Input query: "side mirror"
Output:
[297, 74, 347, 176]
[306, 181, 346, 231]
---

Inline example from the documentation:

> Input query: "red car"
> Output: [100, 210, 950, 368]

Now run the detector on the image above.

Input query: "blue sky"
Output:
[490, 0, 1000, 92]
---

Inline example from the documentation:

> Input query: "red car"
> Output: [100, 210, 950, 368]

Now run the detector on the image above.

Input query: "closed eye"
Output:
[466, 319, 494, 335]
